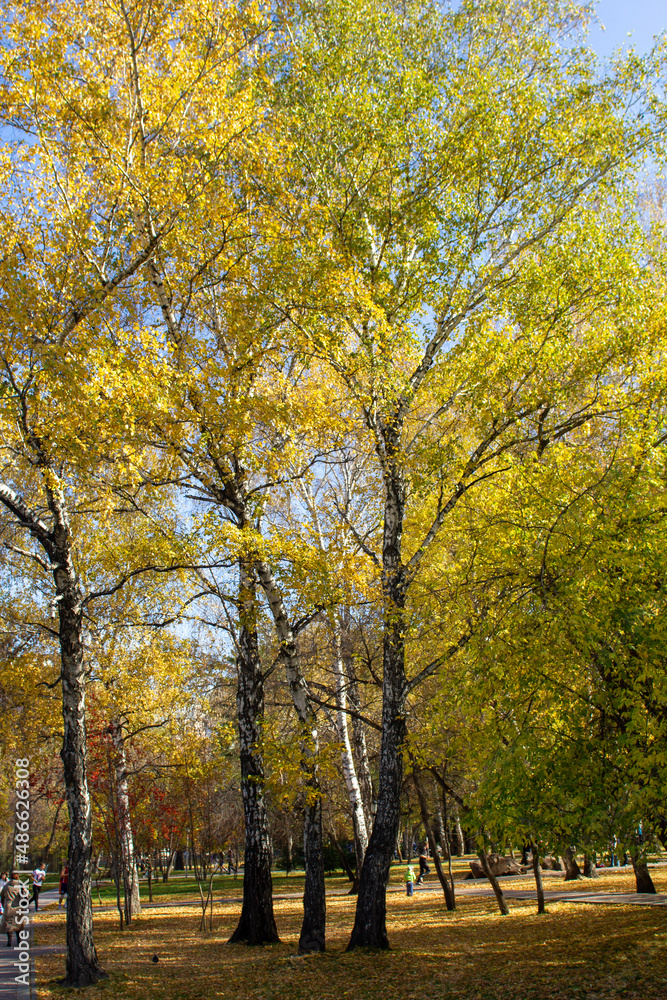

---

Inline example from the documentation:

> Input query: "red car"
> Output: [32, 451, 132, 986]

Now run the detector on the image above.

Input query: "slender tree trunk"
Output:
[349, 460, 407, 950]
[412, 772, 455, 910]
[452, 806, 465, 857]
[109, 721, 141, 920]
[477, 851, 510, 916]
[342, 622, 374, 831]
[42, 799, 65, 863]
[255, 559, 325, 953]
[286, 830, 293, 873]
[434, 809, 448, 859]
[55, 503, 107, 986]
[104, 747, 125, 930]
[229, 558, 279, 945]
[147, 861, 153, 903]
[166, 848, 177, 882]
[331, 834, 356, 883]
[530, 841, 545, 914]
[331, 622, 368, 879]
[440, 790, 456, 900]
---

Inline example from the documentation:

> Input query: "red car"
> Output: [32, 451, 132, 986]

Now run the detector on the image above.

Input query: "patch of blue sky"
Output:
[585, 0, 666, 60]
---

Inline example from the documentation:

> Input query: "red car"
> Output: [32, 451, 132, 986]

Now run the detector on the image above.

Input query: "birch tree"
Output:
[272, 0, 667, 949]
[0, 0, 259, 980]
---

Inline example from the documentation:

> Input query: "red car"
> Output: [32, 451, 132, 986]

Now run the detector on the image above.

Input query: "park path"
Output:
[0, 887, 59, 1000]
[416, 881, 667, 906]
[48, 878, 667, 913]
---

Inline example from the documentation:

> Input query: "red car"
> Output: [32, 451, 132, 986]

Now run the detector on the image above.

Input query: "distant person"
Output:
[30, 865, 46, 911]
[404, 863, 416, 897]
[417, 852, 431, 885]
[58, 865, 69, 909]
[0, 872, 7, 916]
[1, 872, 27, 946]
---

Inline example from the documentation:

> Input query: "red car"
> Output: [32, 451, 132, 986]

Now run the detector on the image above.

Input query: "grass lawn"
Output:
[87, 857, 478, 904]
[33, 867, 667, 999]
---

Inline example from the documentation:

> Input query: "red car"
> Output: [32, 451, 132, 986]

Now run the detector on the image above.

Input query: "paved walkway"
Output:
[0, 886, 53, 1000]
[415, 881, 667, 906]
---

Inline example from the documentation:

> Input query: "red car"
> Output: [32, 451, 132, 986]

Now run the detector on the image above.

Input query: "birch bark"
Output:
[255, 559, 325, 953]
[109, 721, 141, 921]
[341, 621, 374, 833]
[348, 443, 407, 950]
[228, 556, 279, 944]
[331, 624, 368, 876]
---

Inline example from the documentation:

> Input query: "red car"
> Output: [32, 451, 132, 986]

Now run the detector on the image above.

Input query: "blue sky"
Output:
[588, 0, 666, 58]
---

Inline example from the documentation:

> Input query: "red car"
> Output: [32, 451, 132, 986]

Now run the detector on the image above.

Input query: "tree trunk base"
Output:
[562, 848, 582, 881]
[632, 856, 656, 894]
[228, 922, 281, 946]
[298, 931, 326, 953]
[347, 854, 391, 951]
[59, 967, 108, 988]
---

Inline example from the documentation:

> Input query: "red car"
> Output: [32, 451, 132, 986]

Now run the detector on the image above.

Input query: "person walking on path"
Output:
[0, 873, 27, 946]
[404, 863, 416, 897]
[0, 873, 7, 917]
[417, 851, 431, 885]
[30, 865, 46, 911]
[58, 865, 68, 909]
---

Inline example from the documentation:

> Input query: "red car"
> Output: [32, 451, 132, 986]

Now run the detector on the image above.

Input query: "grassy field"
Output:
[33, 866, 667, 999]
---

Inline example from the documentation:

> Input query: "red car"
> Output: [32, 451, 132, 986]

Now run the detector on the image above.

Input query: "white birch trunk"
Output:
[452, 805, 465, 857]
[109, 721, 141, 919]
[331, 625, 368, 871]
[254, 558, 326, 953]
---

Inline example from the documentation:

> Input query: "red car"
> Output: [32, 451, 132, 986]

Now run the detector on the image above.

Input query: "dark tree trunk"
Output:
[0, 482, 106, 986]
[530, 842, 545, 914]
[255, 559, 325, 952]
[631, 854, 656, 894]
[477, 851, 510, 915]
[42, 799, 65, 863]
[562, 847, 582, 881]
[229, 560, 279, 945]
[347, 680, 405, 949]
[332, 836, 356, 884]
[300, 795, 326, 951]
[59, 604, 106, 982]
[54, 504, 107, 986]
[413, 772, 455, 910]
[348, 453, 406, 951]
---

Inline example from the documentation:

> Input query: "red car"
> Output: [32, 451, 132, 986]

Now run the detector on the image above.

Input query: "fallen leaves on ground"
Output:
[34, 870, 667, 1000]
